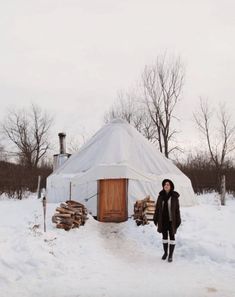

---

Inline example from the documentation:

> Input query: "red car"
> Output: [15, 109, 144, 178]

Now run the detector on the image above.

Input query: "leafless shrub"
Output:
[0, 160, 52, 199]
[194, 98, 235, 192]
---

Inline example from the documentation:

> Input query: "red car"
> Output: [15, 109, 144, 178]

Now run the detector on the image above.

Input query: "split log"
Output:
[54, 213, 72, 218]
[56, 223, 73, 231]
[52, 200, 88, 231]
[56, 207, 75, 215]
[133, 196, 156, 226]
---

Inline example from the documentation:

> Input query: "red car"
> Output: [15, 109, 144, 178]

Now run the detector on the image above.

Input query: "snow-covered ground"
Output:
[0, 193, 235, 297]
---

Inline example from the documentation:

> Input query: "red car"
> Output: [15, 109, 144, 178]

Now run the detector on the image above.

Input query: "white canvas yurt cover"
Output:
[47, 119, 196, 216]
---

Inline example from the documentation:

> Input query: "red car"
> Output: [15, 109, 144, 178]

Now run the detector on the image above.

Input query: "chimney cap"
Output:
[58, 132, 66, 137]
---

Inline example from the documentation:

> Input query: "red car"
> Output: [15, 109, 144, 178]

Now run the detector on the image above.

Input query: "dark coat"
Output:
[153, 190, 181, 234]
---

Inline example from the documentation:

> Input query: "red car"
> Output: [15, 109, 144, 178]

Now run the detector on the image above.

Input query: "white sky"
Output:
[0, 0, 234, 155]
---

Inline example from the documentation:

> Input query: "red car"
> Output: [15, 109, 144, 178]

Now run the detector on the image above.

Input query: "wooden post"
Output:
[69, 182, 72, 201]
[37, 175, 41, 199]
[221, 175, 226, 206]
[42, 197, 47, 232]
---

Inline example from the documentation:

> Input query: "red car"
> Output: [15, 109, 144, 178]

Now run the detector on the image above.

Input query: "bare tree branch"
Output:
[2, 104, 53, 168]
[103, 89, 158, 142]
[142, 54, 185, 157]
[194, 98, 235, 192]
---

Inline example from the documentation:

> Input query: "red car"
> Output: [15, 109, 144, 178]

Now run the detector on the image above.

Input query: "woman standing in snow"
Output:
[153, 179, 181, 262]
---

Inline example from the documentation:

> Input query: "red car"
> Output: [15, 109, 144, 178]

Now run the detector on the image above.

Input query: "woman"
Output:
[153, 179, 181, 262]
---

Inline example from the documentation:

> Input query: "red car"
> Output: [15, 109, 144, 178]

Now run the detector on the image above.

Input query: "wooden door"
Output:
[98, 179, 128, 222]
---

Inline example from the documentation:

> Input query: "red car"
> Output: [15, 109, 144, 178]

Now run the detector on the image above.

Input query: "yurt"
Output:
[46, 119, 196, 222]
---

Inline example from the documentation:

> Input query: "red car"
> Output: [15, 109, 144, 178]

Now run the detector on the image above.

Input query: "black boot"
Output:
[168, 244, 175, 262]
[162, 243, 168, 260]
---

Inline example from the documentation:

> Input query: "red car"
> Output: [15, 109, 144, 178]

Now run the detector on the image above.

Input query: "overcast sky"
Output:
[0, 0, 234, 156]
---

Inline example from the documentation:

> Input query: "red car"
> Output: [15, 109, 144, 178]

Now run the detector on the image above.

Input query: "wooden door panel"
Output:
[98, 179, 127, 222]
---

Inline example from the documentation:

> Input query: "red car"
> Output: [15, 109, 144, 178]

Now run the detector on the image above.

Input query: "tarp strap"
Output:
[84, 192, 99, 202]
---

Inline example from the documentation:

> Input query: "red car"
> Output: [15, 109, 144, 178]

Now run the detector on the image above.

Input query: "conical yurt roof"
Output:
[49, 119, 195, 206]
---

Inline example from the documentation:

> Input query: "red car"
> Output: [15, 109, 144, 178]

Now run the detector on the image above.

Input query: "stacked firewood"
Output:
[52, 200, 88, 231]
[133, 196, 156, 226]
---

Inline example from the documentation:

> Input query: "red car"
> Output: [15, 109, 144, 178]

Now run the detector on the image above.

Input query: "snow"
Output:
[0, 192, 235, 297]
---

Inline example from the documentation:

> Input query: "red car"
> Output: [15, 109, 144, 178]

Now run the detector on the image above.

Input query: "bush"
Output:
[0, 161, 52, 199]
[176, 154, 235, 195]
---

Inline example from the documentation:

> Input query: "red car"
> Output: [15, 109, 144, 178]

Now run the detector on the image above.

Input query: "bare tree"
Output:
[104, 90, 137, 124]
[142, 54, 185, 158]
[2, 104, 53, 168]
[67, 134, 88, 153]
[104, 90, 157, 142]
[194, 98, 235, 192]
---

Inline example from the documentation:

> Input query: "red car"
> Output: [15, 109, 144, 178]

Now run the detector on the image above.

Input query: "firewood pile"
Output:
[52, 200, 88, 231]
[133, 196, 156, 226]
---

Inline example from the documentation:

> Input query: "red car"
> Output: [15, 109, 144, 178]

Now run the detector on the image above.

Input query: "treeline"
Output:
[1, 157, 234, 200]
[0, 161, 52, 199]
[177, 156, 235, 194]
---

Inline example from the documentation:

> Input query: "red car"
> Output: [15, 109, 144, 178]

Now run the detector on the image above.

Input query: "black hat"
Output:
[162, 179, 174, 191]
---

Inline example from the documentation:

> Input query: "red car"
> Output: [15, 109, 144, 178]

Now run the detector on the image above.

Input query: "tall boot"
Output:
[168, 244, 175, 262]
[162, 242, 168, 260]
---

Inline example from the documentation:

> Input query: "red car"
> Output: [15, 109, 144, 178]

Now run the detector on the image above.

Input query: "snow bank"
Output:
[0, 193, 235, 297]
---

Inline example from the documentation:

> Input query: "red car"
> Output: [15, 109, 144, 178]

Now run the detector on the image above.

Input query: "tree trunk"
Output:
[220, 175, 226, 206]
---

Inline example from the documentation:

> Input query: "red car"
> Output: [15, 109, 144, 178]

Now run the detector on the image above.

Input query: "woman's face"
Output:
[163, 182, 171, 193]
